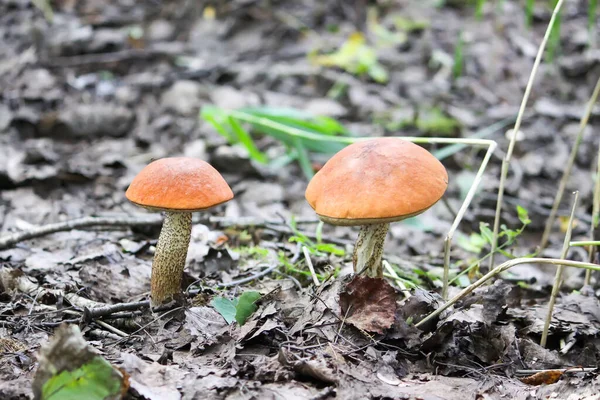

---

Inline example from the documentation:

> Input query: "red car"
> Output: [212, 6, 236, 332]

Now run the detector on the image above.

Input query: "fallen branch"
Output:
[0, 214, 320, 250]
[0, 215, 162, 250]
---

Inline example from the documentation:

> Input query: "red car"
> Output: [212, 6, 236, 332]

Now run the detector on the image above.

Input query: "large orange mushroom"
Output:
[126, 157, 233, 306]
[305, 137, 448, 278]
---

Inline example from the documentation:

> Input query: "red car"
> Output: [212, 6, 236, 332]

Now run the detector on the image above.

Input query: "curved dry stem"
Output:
[540, 75, 600, 251]
[442, 140, 497, 299]
[415, 257, 600, 329]
[584, 141, 600, 285]
[353, 223, 389, 278]
[490, 0, 566, 268]
[151, 212, 192, 306]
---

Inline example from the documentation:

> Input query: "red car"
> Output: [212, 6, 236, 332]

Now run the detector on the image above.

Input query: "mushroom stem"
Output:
[352, 223, 389, 278]
[151, 212, 192, 306]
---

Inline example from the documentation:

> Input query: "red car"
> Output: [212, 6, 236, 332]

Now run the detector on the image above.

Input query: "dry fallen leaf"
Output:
[339, 275, 397, 334]
[519, 370, 563, 385]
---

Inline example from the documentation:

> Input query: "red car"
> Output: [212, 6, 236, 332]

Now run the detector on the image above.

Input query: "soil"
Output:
[2, 0, 600, 399]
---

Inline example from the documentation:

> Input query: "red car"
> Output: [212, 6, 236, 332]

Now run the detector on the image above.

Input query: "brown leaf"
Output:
[519, 370, 563, 385]
[339, 275, 397, 334]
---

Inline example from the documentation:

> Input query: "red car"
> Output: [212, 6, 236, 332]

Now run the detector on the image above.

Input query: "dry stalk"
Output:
[540, 191, 579, 347]
[584, 141, 600, 285]
[540, 75, 600, 251]
[490, 0, 566, 268]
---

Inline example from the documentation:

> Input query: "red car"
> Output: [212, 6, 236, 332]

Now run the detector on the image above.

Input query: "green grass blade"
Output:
[590, 0, 598, 46]
[240, 107, 349, 136]
[453, 31, 464, 80]
[546, 1, 562, 62]
[292, 137, 315, 179]
[525, 0, 535, 27]
[227, 116, 268, 164]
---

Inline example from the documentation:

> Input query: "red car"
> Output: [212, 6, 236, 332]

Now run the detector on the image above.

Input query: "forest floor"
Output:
[2, 0, 600, 399]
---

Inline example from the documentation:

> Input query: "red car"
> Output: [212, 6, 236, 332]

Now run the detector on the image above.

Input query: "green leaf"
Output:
[292, 137, 315, 179]
[211, 292, 261, 326]
[235, 291, 261, 325]
[479, 222, 494, 245]
[42, 356, 122, 400]
[210, 297, 237, 324]
[516, 205, 531, 225]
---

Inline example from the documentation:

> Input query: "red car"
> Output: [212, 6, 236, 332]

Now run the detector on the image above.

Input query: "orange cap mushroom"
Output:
[126, 157, 233, 306]
[305, 138, 448, 277]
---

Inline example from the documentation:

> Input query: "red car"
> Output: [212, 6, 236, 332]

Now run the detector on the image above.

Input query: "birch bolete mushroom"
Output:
[126, 157, 233, 306]
[305, 137, 448, 278]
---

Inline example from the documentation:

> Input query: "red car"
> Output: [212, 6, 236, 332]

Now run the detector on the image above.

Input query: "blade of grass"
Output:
[202, 108, 235, 142]
[546, 0, 562, 62]
[590, 0, 598, 47]
[540, 191, 579, 347]
[489, 0, 565, 269]
[292, 137, 315, 179]
[240, 107, 348, 136]
[228, 116, 269, 163]
[525, 0, 535, 27]
[452, 31, 464, 80]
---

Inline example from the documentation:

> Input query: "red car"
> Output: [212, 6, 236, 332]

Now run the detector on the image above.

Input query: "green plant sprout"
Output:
[235, 246, 271, 260]
[277, 250, 333, 283]
[311, 32, 389, 83]
[452, 206, 533, 285]
[289, 219, 345, 257]
[211, 291, 261, 326]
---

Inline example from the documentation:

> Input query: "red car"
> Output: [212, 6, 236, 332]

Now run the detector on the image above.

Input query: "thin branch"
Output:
[0, 215, 162, 250]
[541, 191, 579, 347]
[490, 0, 566, 268]
[540, 75, 600, 250]
[415, 257, 600, 329]
[0, 215, 319, 250]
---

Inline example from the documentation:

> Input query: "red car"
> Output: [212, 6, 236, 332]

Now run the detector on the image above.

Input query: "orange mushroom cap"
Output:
[305, 137, 448, 226]
[126, 157, 233, 212]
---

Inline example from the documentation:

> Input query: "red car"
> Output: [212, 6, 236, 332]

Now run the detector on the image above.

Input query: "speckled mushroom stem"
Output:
[352, 223, 390, 278]
[151, 212, 192, 306]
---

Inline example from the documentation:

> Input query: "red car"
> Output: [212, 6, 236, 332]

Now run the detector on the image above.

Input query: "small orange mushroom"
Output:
[126, 157, 233, 306]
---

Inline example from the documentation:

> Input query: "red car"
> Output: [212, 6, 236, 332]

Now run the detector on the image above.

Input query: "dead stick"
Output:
[0, 216, 162, 250]
[0, 215, 319, 250]
[541, 191, 579, 347]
